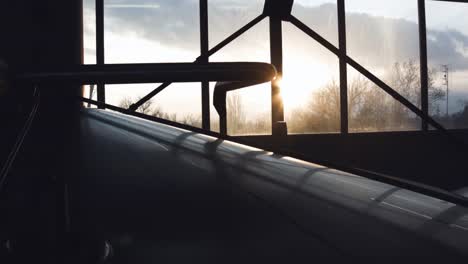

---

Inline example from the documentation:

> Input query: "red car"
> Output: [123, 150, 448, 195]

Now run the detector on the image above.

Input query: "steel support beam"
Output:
[205, 14, 266, 59]
[338, 0, 348, 134]
[419, 0, 429, 131]
[130, 14, 266, 111]
[96, 0, 105, 109]
[289, 15, 447, 133]
[269, 16, 286, 136]
[200, 0, 210, 130]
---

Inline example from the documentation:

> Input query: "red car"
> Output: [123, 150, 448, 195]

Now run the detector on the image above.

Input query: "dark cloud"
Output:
[84, 1, 468, 71]
[293, 3, 468, 71]
[428, 29, 468, 70]
[103, 0, 200, 50]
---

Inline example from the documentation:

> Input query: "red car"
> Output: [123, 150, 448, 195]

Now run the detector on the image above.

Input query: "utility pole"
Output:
[442, 64, 449, 117]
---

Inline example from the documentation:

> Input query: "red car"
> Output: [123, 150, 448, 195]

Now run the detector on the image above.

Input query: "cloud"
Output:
[293, 3, 468, 71]
[106, 4, 161, 9]
[427, 29, 468, 70]
[84, 1, 468, 71]
[101, 0, 201, 51]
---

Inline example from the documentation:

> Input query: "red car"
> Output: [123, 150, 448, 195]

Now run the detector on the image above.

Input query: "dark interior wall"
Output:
[0, 1, 82, 69]
[0, 1, 35, 164]
[0, 0, 82, 108]
[236, 130, 468, 191]
[0, 1, 83, 262]
[0, 1, 34, 71]
[28, 0, 83, 120]
[0, 0, 83, 163]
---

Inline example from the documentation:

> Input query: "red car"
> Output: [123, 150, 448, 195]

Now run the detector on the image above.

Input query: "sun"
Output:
[278, 61, 334, 111]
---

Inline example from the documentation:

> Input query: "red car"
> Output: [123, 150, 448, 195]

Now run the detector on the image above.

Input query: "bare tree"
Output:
[151, 106, 166, 119]
[163, 112, 178, 122]
[118, 97, 133, 109]
[180, 114, 202, 128]
[118, 96, 165, 117]
[118, 96, 154, 115]
[138, 99, 153, 115]
[350, 60, 445, 131]
[428, 67, 446, 114]
[227, 91, 246, 134]
[389, 60, 446, 116]
[287, 59, 446, 133]
[114, 59, 452, 135]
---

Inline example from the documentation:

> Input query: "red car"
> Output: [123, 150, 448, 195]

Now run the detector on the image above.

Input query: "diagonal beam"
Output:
[128, 82, 171, 112]
[290, 15, 339, 57]
[203, 13, 267, 59]
[347, 57, 446, 132]
[129, 14, 267, 111]
[289, 15, 447, 133]
[79, 96, 230, 139]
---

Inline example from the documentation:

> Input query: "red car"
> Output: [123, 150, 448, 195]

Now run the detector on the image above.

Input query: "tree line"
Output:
[118, 60, 468, 134]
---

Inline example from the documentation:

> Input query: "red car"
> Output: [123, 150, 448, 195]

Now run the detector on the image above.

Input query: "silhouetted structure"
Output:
[1, 0, 468, 263]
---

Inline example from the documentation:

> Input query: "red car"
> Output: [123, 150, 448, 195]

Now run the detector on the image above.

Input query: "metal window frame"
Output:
[91, 0, 467, 135]
[200, 0, 210, 130]
[338, 0, 348, 134]
[95, 0, 105, 109]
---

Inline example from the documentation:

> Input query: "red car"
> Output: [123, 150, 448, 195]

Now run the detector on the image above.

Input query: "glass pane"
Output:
[104, 0, 200, 63]
[209, 82, 272, 136]
[292, 0, 338, 46]
[283, 22, 340, 134]
[83, 0, 96, 65]
[348, 65, 421, 132]
[209, 84, 220, 133]
[154, 83, 202, 128]
[426, 1, 468, 129]
[209, 15, 269, 63]
[82, 85, 98, 108]
[208, 0, 264, 49]
[345, 0, 420, 108]
[209, 83, 271, 135]
[83, 0, 96, 107]
[105, 83, 202, 128]
[209, 17, 271, 136]
[102, 1, 201, 122]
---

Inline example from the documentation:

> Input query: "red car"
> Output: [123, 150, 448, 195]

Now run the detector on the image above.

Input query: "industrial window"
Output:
[83, 0, 468, 135]
[426, 0, 468, 129]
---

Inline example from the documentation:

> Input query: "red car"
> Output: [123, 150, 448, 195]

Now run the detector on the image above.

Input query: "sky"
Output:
[83, 0, 468, 118]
